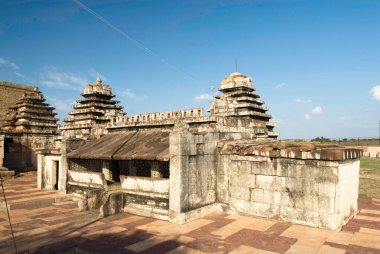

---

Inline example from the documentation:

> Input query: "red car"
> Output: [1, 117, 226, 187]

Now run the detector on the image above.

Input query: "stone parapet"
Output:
[109, 108, 204, 127]
[220, 140, 362, 161]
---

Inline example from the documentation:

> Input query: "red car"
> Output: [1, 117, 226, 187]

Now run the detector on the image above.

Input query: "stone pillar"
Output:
[169, 128, 220, 223]
[37, 153, 45, 189]
[169, 131, 190, 214]
[102, 160, 112, 181]
[151, 161, 163, 178]
[59, 139, 86, 193]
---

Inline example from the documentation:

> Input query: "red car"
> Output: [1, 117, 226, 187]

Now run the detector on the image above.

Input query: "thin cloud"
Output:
[295, 98, 312, 104]
[370, 85, 380, 100]
[121, 88, 147, 100]
[304, 114, 311, 120]
[195, 93, 213, 101]
[39, 66, 89, 91]
[311, 106, 323, 115]
[0, 57, 19, 70]
[275, 82, 286, 89]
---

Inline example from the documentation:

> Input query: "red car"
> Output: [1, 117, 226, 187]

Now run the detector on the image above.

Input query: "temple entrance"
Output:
[53, 160, 59, 190]
[3, 137, 22, 171]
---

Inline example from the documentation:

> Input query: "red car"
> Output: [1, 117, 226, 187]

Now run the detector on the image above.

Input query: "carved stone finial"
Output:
[95, 77, 102, 85]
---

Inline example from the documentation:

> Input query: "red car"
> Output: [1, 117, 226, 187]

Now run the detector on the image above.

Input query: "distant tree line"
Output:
[311, 136, 333, 142]
[309, 137, 379, 146]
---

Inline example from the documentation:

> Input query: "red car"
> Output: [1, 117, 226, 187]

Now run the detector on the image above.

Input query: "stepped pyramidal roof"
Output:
[61, 77, 124, 138]
[209, 72, 279, 138]
[1, 87, 58, 134]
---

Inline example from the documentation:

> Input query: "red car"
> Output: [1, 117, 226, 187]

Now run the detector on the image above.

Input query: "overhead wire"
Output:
[72, 0, 199, 83]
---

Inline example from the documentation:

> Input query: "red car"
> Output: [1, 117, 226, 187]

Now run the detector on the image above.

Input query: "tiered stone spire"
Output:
[1, 87, 58, 134]
[61, 77, 124, 138]
[209, 72, 279, 138]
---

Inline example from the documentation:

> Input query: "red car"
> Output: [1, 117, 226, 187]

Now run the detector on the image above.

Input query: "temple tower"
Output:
[1, 87, 58, 134]
[209, 72, 278, 138]
[0, 86, 59, 171]
[60, 77, 125, 139]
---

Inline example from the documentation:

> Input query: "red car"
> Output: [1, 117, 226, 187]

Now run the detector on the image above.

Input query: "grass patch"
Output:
[358, 193, 369, 199]
[360, 157, 380, 172]
[359, 157, 380, 199]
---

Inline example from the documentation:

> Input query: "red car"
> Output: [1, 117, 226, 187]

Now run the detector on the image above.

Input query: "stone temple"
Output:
[60, 77, 124, 139]
[0, 81, 58, 177]
[2, 72, 362, 230]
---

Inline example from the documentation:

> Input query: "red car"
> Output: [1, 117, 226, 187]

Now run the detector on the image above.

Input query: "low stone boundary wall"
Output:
[221, 155, 359, 230]
[218, 141, 362, 230]
[362, 146, 380, 158]
[120, 175, 169, 197]
[68, 170, 106, 189]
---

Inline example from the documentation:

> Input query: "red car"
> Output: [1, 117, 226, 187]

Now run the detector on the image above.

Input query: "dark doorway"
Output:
[3, 137, 21, 171]
[54, 160, 59, 190]
[4, 137, 13, 153]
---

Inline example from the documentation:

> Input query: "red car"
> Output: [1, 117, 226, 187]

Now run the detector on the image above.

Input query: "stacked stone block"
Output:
[220, 154, 359, 230]
[1, 88, 58, 134]
[0, 81, 37, 127]
[209, 72, 279, 138]
[169, 128, 219, 222]
[61, 77, 124, 139]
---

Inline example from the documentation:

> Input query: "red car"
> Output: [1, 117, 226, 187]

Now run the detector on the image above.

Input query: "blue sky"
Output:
[0, 0, 379, 139]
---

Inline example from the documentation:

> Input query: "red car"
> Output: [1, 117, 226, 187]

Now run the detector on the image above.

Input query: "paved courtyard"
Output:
[1, 174, 380, 254]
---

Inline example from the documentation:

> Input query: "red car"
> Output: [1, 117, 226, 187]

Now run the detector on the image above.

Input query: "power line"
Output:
[72, 0, 198, 82]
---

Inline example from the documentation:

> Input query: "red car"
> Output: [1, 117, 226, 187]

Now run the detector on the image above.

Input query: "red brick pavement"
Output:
[0, 175, 380, 253]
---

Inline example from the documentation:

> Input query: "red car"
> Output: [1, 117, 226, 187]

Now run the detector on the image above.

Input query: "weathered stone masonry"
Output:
[0, 82, 58, 173]
[37, 72, 362, 230]
[218, 141, 361, 230]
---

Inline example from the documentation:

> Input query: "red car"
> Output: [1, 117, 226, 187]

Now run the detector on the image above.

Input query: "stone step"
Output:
[0, 193, 74, 211]
[52, 200, 78, 207]
[55, 194, 74, 203]
[124, 203, 169, 221]
[0, 166, 9, 171]
[0, 170, 15, 179]
[0, 167, 15, 180]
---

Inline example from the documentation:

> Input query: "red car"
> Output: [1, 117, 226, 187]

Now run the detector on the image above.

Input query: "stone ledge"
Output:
[220, 140, 363, 161]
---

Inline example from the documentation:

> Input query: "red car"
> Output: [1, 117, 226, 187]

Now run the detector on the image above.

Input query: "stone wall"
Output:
[0, 81, 37, 126]
[169, 129, 219, 222]
[3, 134, 56, 171]
[218, 154, 360, 230]
[112, 108, 204, 126]
[362, 146, 380, 158]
